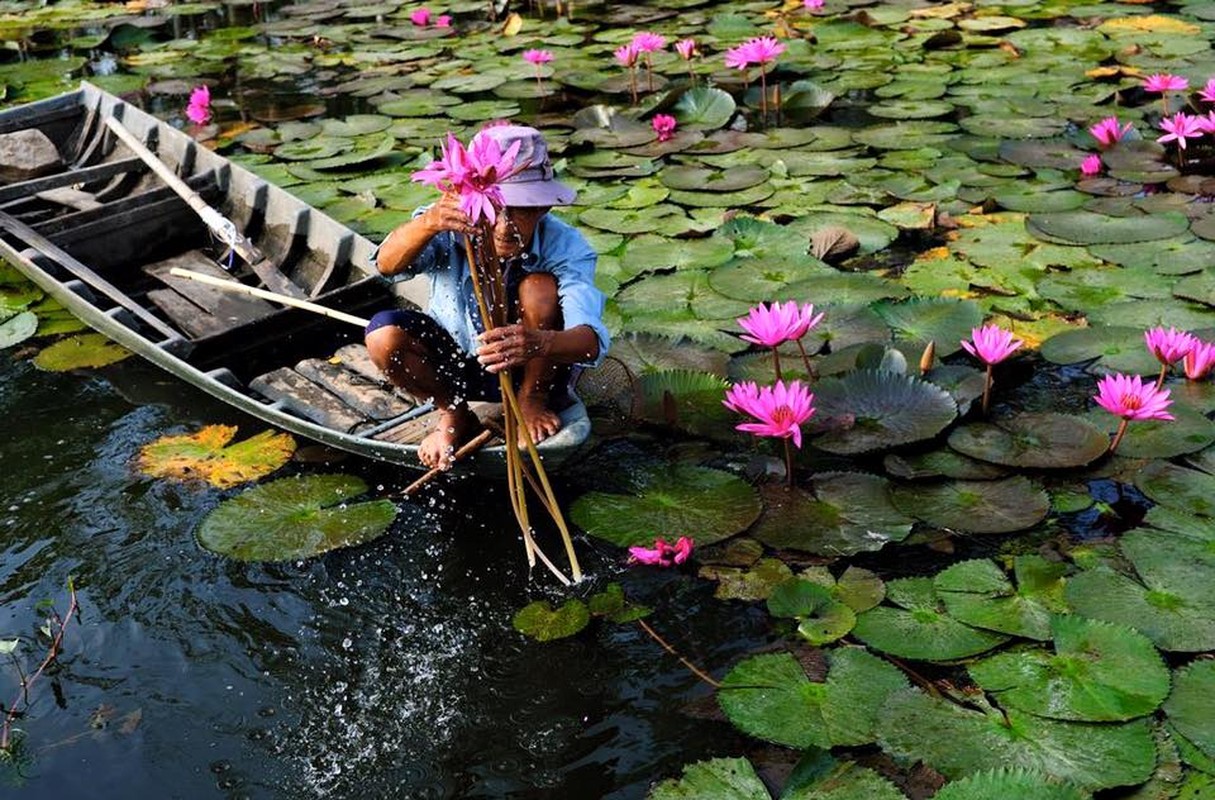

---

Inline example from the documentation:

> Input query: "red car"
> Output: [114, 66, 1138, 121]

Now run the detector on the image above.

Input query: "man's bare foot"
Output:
[517, 392, 561, 448]
[418, 405, 482, 469]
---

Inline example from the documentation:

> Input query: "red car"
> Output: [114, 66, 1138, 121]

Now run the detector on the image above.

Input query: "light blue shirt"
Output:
[376, 210, 610, 368]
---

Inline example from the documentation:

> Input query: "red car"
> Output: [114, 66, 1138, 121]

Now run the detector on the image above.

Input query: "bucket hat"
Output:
[471, 124, 576, 207]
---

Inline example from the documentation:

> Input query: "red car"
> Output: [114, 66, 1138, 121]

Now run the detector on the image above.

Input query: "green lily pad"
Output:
[878, 689, 1155, 790]
[570, 465, 761, 548]
[273, 136, 353, 161]
[512, 599, 591, 642]
[1039, 327, 1161, 374]
[620, 235, 735, 276]
[935, 556, 1068, 640]
[671, 86, 736, 130]
[647, 758, 769, 800]
[701, 558, 793, 602]
[871, 297, 984, 357]
[884, 448, 1009, 480]
[609, 332, 730, 375]
[195, 474, 399, 562]
[799, 565, 886, 613]
[1164, 660, 1215, 762]
[1065, 565, 1215, 653]
[707, 258, 834, 303]
[810, 370, 958, 455]
[1038, 264, 1174, 313]
[717, 647, 908, 749]
[1027, 211, 1189, 246]
[660, 164, 768, 193]
[33, 333, 130, 371]
[892, 476, 1050, 534]
[750, 474, 914, 556]
[853, 577, 1010, 661]
[1091, 237, 1215, 275]
[930, 768, 1091, 800]
[948, 413, 1110, 468]
[0, 310, 37, 349]
[1134, 460, 1215, 516]
[587, 583, 650, 624]
[767, 579, 856, 646]
[1087, 403, 1215, 459]
[1086, 299, 1214, 331]
[783, 762, 907, 800]
[0, 281, 42, 312]
[639, 369, 733, 438]
[969, 615, 1170, 722]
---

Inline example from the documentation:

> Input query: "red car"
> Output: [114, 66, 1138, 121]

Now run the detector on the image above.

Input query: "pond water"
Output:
[4, 0, 1215, 797]
[1, 355, 778, 798]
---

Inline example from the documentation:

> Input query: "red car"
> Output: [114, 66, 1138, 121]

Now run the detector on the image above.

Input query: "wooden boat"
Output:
[0, 81, 592, 471]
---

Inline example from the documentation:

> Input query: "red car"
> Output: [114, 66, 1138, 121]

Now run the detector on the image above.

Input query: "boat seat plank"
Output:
[145, 288, 228, 338]
[374, 402, 501, 445]
[0, 156, 145, 204]
[144, 252, 275, 330]
[295, 357, 415, 421]
[249, 367, 371, 434]
[331, 343, 415, 401]
[34, 187, 103, 211]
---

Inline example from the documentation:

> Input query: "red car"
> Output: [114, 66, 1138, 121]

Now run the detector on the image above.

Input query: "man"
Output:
[365, 124, 610, 469]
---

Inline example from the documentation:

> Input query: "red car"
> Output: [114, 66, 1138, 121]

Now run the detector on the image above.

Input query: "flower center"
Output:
[772, 405, 795, 425]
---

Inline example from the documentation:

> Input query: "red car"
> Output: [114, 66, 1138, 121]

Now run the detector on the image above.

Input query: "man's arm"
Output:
[375, 193, 474, 277]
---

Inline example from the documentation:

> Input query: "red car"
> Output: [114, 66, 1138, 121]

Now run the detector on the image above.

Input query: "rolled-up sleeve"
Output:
[546, 250, 610, 368]
[369, 204, 447, 282]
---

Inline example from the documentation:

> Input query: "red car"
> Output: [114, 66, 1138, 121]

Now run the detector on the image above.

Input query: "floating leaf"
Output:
[948, 413, 1109, 469]
[671, 87, 737, 130]
[853, 577, 1009, 661]
[750, 474, 913, 556]
[930, 768, 1091, 800]
[639, 369, 733, 438]
[0, 310, 36, 349]
[137, 426, 295, 489]
[1039, 327, 1161, 375]
[512, 599, 591, 642]
[701, 558, 793, 601]
[935, 557, 1067, 640]
[718, 647, 907, 749]
[878, 689, 1155, 790]
[570, 465, 761, 548]
[1164, 660, 1215, 762]
[810, 370, 957, 454]
[767, 579, 856, 646]
[884, 448, 1009, 480]
[783, 762, 907, 800]
[1066, 564, 1215, 653]
[647, 758, 769, 800]
[33, 333, 130, 371]
[1134, 460, 1215, 516]
[587, 583, 650, 624]
[969, 616, 1169, 721]
[1086, 403, 1215, 459]
[871, 297, 984, 357]
[1027, 211, 1189, 246]
[196, 475, 398, 562]
[891, 477, 1049, 534]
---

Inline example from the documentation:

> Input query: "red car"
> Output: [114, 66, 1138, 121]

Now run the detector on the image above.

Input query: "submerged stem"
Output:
[783, 438, 794, 489]
[636, 618, 721, 688]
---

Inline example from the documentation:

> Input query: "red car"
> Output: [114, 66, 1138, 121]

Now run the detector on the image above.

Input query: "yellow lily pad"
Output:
[137, 425, 296, 489]
[1098, 15, 1200, 35]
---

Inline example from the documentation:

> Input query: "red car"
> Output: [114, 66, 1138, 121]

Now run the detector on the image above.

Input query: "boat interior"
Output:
[0, 86, 490, 447]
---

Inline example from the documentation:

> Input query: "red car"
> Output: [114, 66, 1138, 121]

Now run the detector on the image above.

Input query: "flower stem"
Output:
[772, 347, 783, 382]
[629, 67, 637, 105]
[1156, 363, 1168, 390]
[636, 619, 721, 688]
[795, 338, 815, 380]
[783, 437, 794, 489]
[534, 68, 544, 97]
[981, 364, 993, 415]
[1109, 418, 1130, 454]
[645, 53, 654, 92]
[759, 69, 768, 125]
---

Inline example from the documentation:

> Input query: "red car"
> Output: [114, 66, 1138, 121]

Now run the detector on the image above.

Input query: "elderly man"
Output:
[365, 124, 610, 469]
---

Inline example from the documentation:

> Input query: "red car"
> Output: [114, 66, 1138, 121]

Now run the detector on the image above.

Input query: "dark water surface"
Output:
[0, 355, 771, 799]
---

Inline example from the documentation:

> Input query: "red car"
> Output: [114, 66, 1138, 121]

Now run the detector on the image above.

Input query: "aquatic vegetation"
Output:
[1093, 373, 1174, 453]
[960, 324, 1022, 414]
[32, 332, 130, 371]
[0, 579, 77, 755]
[1184, 339, 1215, 380]
[521, 49, 553, 95]
[136, 425, 295, 489]
[410, 132, 521, 225]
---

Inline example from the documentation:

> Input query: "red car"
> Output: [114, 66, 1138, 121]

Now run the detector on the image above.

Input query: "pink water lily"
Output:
[185, 85, 211, 125]
[411, 132, 523, 225]
[1200, 77, 1215, 103]
[410, 7, 431, 25]
[740, 35, 785, 65]
[724, 44, 750, 71]
[652, 114, 677, 142]
[1080, 153, 1102, 176]
[1088, 116, 1132, 148]
[1094, 372, 1174, 454]
[631, 31, 667, 52]
[1143, 73, 1189, 93]
[522, 49, 553, 64]
[614, 43, 640, 103]
[738, 301, 824, 348]
[435, 13, 451, 26]
[961, 325, 1022, 365]
[1145, 325, 1197, 388]
[1184, 340, 1215, 381]
[1157, 112, 1204, 149]
[628, 536, 693, 567]
[675, 38, 696, 60]
[804, 0, 825, 9]
[728, 36, 785, 122]
[724, 380, 816, 448]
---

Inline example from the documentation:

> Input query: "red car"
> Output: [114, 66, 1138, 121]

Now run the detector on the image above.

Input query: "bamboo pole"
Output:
[167, 267, 370, 327]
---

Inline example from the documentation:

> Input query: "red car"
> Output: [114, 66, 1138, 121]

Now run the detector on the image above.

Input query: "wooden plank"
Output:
[249, 367, 370, 433]
[0, 157, 145, 203]
[375, 401, 501, 445]
[34, 187, 102, 211]
[295, 358, 414, 420]
[145, 252, 275, 328]
[146, 288, 226, 338]
[332, 343, 418, 403]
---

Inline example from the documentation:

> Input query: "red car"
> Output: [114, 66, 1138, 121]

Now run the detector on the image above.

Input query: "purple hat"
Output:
[471, 124, 576, 207]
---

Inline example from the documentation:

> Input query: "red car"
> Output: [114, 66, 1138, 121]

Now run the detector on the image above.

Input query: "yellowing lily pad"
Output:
[137, 425, 296, 489]
[33, 333, 130, 371]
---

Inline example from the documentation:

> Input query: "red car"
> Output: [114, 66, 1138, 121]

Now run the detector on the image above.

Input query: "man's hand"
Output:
[476, 324, 552, 373]
[423, 192, 476, 237]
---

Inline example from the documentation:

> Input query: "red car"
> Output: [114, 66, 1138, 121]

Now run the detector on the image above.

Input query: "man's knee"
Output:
[365, 326, 411, 371]
[518, 272, 559, 325]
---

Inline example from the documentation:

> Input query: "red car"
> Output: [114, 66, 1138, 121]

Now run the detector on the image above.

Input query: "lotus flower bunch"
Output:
[1144, 326, 1200, 387]
[185, 85, 211, 125]
[411, 132, 522, 225]
[723, 36, 786, 123]
[1093, 373, 1174, 453]
[961, 324, 1023, 415]
[628, 536, 693, 567]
